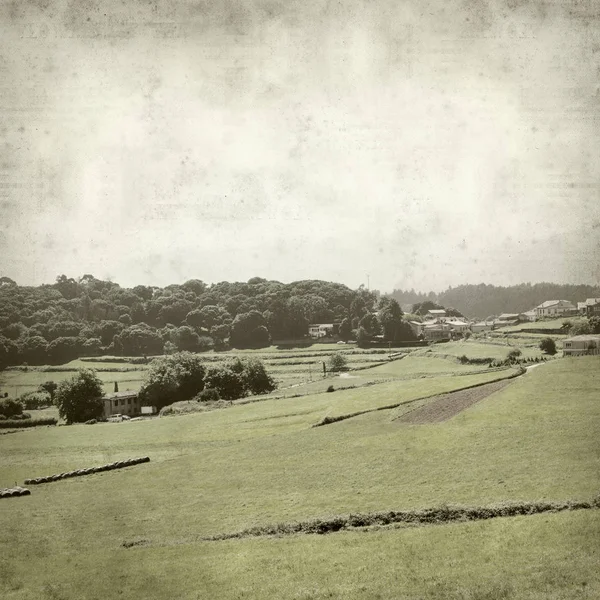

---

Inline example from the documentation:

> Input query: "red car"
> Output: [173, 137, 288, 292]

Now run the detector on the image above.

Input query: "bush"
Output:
[326, 385, 335, 393]
[0, 398, 23, 418]
[19, 391, 52, 411]
[506, 348, 522, 362]
[539, 337, 557, 355]
[328, 352, 348, 372]
[195, 388, 220, 403]
[0, 417, 57, 429]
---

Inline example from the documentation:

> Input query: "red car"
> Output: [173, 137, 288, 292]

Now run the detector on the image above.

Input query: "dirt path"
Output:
[394, 379, 514, 424]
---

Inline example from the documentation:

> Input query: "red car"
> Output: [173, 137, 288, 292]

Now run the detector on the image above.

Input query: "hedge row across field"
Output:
[0, 486, 31, 498]
[24, 456, 150, 485]
[0, 417, 58, 429]
[203, 495, 600, 541]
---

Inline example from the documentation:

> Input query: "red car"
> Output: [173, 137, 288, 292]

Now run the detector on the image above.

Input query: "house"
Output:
[103, 391, 143, 418]
[426, 309, 447, 321]
[585, 298, 600, 317]
[535, 300, 576, 318]
[423, 322, 452, 341]
[308, 324, 335, 338]
[408, 321, 426, 337]
[577, 302, 588, 316]
[562, 335, 600, 356]
[522, 310, 537, 322]
[446, 318, 471, 334]
[471, 321, 494, 333]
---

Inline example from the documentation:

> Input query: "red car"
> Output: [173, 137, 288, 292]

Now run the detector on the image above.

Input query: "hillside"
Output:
[391, 282, 600, 318]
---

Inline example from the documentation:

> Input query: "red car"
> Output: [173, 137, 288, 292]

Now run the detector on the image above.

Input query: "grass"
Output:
[420, 340, 547, 361]
[0, 356, 598, 598]
[501, 317, 585, 333]
[0, 347, 417, 398]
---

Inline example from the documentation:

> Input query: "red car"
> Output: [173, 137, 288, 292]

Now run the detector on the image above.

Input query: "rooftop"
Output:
[103, 391, 138, 399]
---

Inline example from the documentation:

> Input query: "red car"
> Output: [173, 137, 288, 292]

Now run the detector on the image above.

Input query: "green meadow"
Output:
[0, 354, 599, 599]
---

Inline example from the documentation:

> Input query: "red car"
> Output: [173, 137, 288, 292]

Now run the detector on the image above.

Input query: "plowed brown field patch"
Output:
[394, 379, 514, 424]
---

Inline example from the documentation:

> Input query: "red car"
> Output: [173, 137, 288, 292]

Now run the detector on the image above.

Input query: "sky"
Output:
[1, 0, 599, 293]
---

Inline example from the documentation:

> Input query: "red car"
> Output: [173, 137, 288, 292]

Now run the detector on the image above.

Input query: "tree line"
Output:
[0, 275, 416, 366]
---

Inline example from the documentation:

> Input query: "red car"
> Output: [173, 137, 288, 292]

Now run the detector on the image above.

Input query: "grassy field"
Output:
[0, 346, 419, 398]
[0, 356, 598, 598]
[501, 317, 585, 333]
[416, 339, 548, 361]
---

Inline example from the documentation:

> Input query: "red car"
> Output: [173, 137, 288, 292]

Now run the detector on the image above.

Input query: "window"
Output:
[114, 400, 118, 407]
[128, 398, 132, 405]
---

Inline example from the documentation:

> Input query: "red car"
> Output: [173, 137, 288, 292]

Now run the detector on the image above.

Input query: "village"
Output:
[309, 297, 600, 356]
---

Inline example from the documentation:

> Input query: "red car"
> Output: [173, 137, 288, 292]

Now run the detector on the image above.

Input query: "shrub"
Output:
[539, 337, 557, 355]
[195, 388, 220, 403]
[459, 354, 469, 364]
[506, 348, 522, 362]
[0, 417, 57, 429]
[328, 352, 348, 372]
[19, 391, 52, 411]
[0, 398, 23, 418]
[326, 385, 335, 393]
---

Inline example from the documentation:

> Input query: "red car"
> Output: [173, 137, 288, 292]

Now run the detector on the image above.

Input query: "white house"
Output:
[563, 335, 600, 356]
[535, 300, 576, 318]
[308, 324, 334, 338]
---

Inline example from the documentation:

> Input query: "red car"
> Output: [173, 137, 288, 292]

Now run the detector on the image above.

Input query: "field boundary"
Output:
[199, 495, 600, 542]
[313, 367, 525, 427]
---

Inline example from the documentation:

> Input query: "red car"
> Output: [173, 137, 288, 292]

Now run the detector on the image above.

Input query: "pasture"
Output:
[0, 345, 411, 399]
[0, 355, 599, 599]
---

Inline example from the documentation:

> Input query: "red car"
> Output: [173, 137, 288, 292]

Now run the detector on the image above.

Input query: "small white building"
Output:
[308, 324, 335, 338]
[563, 335, 600, 356]
[103, 391, 142, 418]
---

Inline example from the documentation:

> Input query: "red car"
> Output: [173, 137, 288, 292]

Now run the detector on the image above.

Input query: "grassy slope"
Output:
[0, 357, 598, 599]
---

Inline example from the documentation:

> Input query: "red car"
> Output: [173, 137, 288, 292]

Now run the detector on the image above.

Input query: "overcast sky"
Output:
[1, 0, 599, 292]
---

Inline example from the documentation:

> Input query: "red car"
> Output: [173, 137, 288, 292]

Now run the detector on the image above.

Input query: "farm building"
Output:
[562, 335, 600, 357]
[103, 391, 143, 418]
[535, 300, 576, 318]
[471, 321, 494, 333]
[423, 322, 452, 341]
[584, 298, 600, 317]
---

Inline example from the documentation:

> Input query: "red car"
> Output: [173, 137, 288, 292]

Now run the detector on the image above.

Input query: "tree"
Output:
[339, 318, 352, 341]
[507, 348, 522, 362]
[589, 317, 600, 334]
[378, 298, 406, 341]
[138, 352, 206, 410]
[54, 369, 104, 424]
[204, 364, 247, 401]
[243, 358, 276, 395]
[229, 311, 271, 348]
[356, 326, 370, 347]
[539, 338, 557, 355]
[328, 352, 348, 372]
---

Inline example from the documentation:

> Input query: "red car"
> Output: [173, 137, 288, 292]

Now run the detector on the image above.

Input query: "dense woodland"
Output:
[0, 275, 414, 366]
[391, 283, 600, 319]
